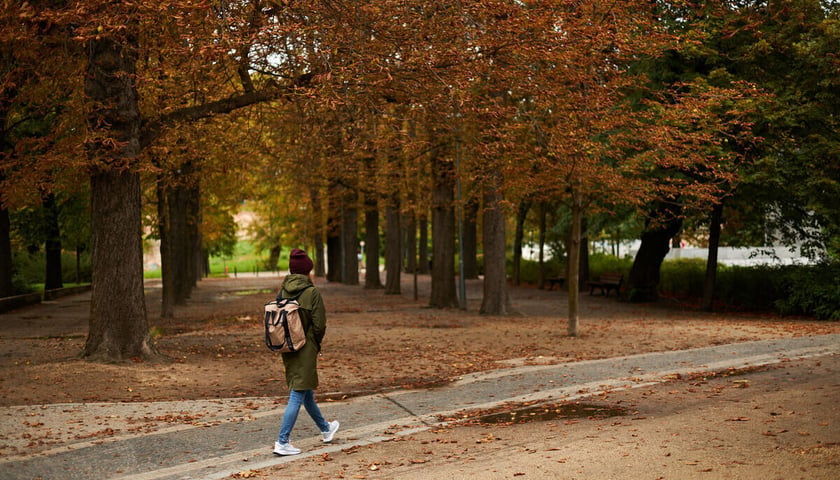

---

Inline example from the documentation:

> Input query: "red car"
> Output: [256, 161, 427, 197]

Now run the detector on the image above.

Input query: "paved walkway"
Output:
[2, 333, 837, 480]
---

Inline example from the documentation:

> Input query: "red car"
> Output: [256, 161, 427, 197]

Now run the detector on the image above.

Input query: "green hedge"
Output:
[518, 253, 839, 320]
[662, 260, 840, 319]
[10, 250, 92, 295]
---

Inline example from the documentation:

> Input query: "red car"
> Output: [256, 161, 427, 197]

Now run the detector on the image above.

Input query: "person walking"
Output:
[273, 248, 340, 456]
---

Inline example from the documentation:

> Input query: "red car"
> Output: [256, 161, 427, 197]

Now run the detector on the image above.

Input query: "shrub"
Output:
[588, 253, 633, 278]
[659, 258, 706, 297]
[774, 262, 840, 320]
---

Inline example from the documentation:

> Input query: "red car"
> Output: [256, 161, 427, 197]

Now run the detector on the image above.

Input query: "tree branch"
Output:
[140, 73, 315, 148]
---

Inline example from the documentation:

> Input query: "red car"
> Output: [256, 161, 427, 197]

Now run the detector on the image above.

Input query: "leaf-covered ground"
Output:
[1, 274, 838, 477]
[1, 274, 836, 407]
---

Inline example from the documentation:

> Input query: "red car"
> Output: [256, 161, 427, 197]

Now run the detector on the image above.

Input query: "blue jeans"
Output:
[277, 390, 329, 444]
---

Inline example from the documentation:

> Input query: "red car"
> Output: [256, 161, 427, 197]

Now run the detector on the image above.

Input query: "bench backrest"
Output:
[599, 273, 624, 284]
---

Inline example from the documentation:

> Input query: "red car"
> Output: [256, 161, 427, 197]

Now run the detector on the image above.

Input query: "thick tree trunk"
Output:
[384, 196, 402, 295]
[701, 201, 724, 312]
[567, 191, 583, 337]
[462, 196, 479, 279]
[83, 33, 156, 361]
[364, 195, 383, 289]
[626, 202, 683, 302]
[479, 176, 513, 315]
[85, 170, 156, 360]
[0, 205, 13, 297]
[429, 148, 459, 309]
[512, 200, 531, 287]
[43, 193, 63, 290]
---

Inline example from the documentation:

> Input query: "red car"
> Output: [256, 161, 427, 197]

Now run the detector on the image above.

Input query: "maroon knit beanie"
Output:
[289, 248, 314, 275]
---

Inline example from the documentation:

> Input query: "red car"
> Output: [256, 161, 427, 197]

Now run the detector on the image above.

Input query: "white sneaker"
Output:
[273, 441, 301, 456]
[322, 420, 340, 443]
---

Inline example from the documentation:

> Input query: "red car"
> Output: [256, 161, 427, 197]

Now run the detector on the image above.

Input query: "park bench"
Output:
[585, 272, 624, 297]
[545, 274, 566, 290]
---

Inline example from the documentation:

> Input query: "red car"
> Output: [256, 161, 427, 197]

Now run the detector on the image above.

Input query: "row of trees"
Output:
[2, 1, 837, 361]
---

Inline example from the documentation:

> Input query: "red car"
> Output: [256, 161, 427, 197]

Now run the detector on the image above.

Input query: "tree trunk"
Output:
[169, 183, 190, 304]
[403, 213, 416, 275]
[43, 193, 63, 290]
[341, 197, 359, 285]
[567, 191, 583, 337]
[429, 148, 459, 309]
[83, 33, 156, 361]
[86, 171, 156, 360]
[418, 214, 429, 274]
[310, 186, 326, 277]
[701, 201, 724, 312]
[462, 196, 479, 279]
[186, 178, 201, 285]
[0, 205, 13, 297]
[579, 216, 589, 288]
[512, 200, 531, 286]
[326, 230, 341, 282]
[537, 202, 547, 290]
[267, 245, 281, 272]
[384, 196, 402, 294]
[479, 175, 513, 315]
[626, 202, 683, 302]
[364, 194, 383, 289]
[157, 178, 174, 318]
[326, 184, 341, 282]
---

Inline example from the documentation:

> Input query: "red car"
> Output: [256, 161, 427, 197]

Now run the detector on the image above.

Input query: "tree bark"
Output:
[186, 177, 202, 285]
[86, 170, 156, 360]
[462, 196, 479, 279]
[626, 202, 683, 302]
[42, 193, 63, 290]
[309, 186, 325, 277]
[701, 201, 724, 311]
[0, 205, 13, 297]
[537, 202, 547, 290]
[418, 214, 429, 274]
[512, 200, 531, 286]
[384, 195, 402, 294]
[169, 182, 190, 303]
[82, 33, 157, 361]
[364, 193, 383, 289]
[579, 216, 589, 288]
[567, 191, 583, 337]
[341, 194, 359, 286]
[157, 178, 174, 318]
[429, 147, 459, 309]
[403, 213, 416, 275]
[326, 184, 341, 282]
[479, 175, 513, 315]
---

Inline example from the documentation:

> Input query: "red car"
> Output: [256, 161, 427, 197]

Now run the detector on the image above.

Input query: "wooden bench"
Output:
[545, 275, 566, 290]
[585, 273, 624, 297]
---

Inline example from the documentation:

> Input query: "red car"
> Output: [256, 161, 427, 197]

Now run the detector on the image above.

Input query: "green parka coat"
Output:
[278, 274, 326, 391]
